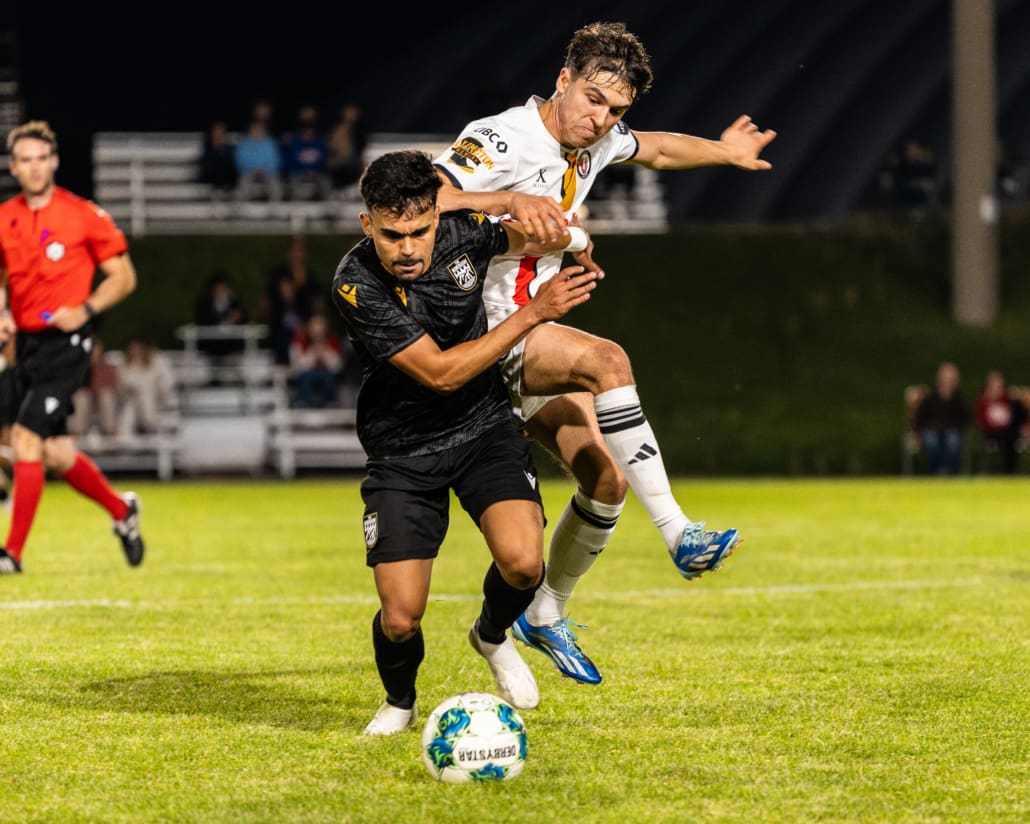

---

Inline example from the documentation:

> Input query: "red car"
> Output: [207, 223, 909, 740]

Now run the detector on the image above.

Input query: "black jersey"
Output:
[331, 210, 518, 459]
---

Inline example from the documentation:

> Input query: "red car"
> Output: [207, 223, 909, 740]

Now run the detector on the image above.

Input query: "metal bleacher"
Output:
[86, 325, 366, 480]
[92, 131, 669, 237]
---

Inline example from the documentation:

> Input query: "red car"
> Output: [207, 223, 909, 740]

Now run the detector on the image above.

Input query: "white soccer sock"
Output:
[594, 385, 690, 551]
[526, 490, 623, 627]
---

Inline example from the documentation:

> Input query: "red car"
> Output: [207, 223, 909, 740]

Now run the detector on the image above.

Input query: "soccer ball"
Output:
[421, 692, 527, 783]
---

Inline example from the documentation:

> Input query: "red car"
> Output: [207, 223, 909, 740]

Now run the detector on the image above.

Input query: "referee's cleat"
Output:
[113, 492, 145, 567]
[363, 701, 418, 736]
[511, 613, 602, 685]
[468, 619, 539, 710]
[672, 522, 740, 581]
[0, 547, 22, 574]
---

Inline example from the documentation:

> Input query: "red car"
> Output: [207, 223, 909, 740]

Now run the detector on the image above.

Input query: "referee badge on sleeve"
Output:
[363, 512, 379, 550]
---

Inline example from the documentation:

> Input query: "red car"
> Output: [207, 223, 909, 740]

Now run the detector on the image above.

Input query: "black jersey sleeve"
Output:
[332, 258, 425, 363]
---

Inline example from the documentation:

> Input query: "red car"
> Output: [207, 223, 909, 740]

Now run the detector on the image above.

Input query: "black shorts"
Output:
[0, 366, 20, 427]
[360, 418, 543, 566]
[15, 326, 93, 439]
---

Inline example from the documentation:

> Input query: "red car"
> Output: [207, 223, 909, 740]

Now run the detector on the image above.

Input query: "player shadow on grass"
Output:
[55, 669, 373, 731]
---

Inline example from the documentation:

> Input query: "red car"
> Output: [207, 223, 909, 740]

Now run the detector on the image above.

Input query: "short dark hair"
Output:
[565, 21, 654, 101]
[359, 150, 442, 218]
[7, 120, 58, 154]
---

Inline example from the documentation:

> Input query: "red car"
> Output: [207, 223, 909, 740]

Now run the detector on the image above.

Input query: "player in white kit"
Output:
[434, 21, 776, 685]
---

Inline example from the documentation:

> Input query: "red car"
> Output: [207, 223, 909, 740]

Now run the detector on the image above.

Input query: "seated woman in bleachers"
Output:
[117, 338, 176, 438]
[288, 312, 343, 408]
[975, 369, 1028, 474]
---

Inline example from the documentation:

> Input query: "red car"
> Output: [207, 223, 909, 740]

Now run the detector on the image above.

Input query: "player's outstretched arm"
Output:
[389, 267, 598, 395]
[438, 175, 567, 244]
[632, 115, 776, 171]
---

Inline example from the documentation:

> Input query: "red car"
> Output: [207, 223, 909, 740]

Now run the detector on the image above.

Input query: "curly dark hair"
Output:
[565, 21, 654, 101]
[359, 150, 442, 218]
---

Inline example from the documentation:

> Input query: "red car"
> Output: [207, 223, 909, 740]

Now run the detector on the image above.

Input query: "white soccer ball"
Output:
[421, 691, 527, 783]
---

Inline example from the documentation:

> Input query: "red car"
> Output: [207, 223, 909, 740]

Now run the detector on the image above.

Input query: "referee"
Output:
[333, 150, 597, 734]
[0, 121, 144, 574]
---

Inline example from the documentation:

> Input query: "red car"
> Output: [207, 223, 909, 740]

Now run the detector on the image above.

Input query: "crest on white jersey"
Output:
[577, 151, 592, 178]
[363, 512, 379, 549]
[447, 254, 478, 291]
[45, 241, 65, 262]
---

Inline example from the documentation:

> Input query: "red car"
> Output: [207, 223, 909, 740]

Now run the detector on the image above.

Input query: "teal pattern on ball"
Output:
[469, 764, 507, 781]
[425, 738, 456, 769]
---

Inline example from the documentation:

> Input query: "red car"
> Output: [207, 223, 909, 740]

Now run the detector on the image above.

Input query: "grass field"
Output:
[1, 477, 1027, 823]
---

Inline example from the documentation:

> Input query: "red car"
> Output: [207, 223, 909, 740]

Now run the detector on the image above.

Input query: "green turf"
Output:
[1, 478, 1027, 823]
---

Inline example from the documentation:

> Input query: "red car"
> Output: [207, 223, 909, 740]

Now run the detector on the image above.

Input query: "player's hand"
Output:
[507, 192, 567, 243]
[46, 305, 90, 332]
[569, 213, 604, 278]
[0, 312, 15, 343]
[721, 115, 777, 170]
[529, 266, 598, 321]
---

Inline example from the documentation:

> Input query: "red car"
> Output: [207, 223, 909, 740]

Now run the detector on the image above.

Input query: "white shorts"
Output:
[499, 336, 560, 421]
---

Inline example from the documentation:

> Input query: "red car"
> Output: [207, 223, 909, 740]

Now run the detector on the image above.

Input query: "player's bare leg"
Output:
[521, 323, 737, 559]
[365, 558, 433, 735]
[508, 324, 740, 683]
[473, 500, 544, 709]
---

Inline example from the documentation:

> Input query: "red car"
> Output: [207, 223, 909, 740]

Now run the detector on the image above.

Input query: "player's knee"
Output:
[575, 451, 628, 504]
[41, 439, 76, 473]
[379, 611, 422, 642]
[499, 553, 544, 590]
[589, 338, 634, 388]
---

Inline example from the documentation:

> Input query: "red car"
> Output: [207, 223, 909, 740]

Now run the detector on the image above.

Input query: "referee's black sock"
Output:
[371, 609, 423, 710]
[476, 561, 544, 644]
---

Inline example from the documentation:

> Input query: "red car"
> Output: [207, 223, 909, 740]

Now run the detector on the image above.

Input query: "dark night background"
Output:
[10, 2, 1030, 223]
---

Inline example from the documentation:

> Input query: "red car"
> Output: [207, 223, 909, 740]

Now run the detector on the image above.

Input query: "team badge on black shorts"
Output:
[363, 512, 379, 550]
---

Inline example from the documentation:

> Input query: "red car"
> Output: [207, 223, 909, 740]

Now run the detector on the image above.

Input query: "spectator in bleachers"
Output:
[881, 138, 940, 215]
[289, 312, 343, 408]
[262, 233, 326, 364]
[266, 272, 306, 366]
[116, 337, 176, 439]
[194, 269, 249, 358]
[913, 360, 971, 475]
[197, 119, 238, 198]
[326, 102, 368, 195]
[975, 369, 1028, 474]
[68, 338, 119, 439]
[234, 115, 283, 201]
[281, 104, 331, 201]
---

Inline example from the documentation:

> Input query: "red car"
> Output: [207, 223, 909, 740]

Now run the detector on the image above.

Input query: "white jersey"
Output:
[435, 96, 639, 325]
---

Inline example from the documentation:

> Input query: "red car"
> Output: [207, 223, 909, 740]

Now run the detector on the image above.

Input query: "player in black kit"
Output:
[331, 150, 598, 735]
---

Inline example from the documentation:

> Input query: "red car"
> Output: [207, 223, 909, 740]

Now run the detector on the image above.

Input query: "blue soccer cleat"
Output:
[671, 521, 740, 581]
[511, 613, 602, 685]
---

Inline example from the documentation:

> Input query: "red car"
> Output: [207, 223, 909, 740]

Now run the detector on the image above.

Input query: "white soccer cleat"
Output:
[468, 619, 540, 711]
[363, 701, 418, 736]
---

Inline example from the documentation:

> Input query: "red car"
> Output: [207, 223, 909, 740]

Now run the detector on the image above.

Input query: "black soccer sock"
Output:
[476, 561, 544, 644]
[371, 609, 423, 710]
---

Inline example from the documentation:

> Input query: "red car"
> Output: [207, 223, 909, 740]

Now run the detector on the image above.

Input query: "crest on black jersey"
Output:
[447, 254, 478, 290]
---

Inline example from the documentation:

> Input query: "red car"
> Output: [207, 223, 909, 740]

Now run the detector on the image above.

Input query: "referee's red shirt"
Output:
[0, 187, 128, 331]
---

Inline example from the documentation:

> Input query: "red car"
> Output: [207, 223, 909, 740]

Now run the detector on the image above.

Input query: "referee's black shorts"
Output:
[360, 417, 543, 567]
[15, 325, 93, 439]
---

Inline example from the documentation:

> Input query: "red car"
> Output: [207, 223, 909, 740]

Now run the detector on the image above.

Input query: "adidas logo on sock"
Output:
[627, 443, 658, 465]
